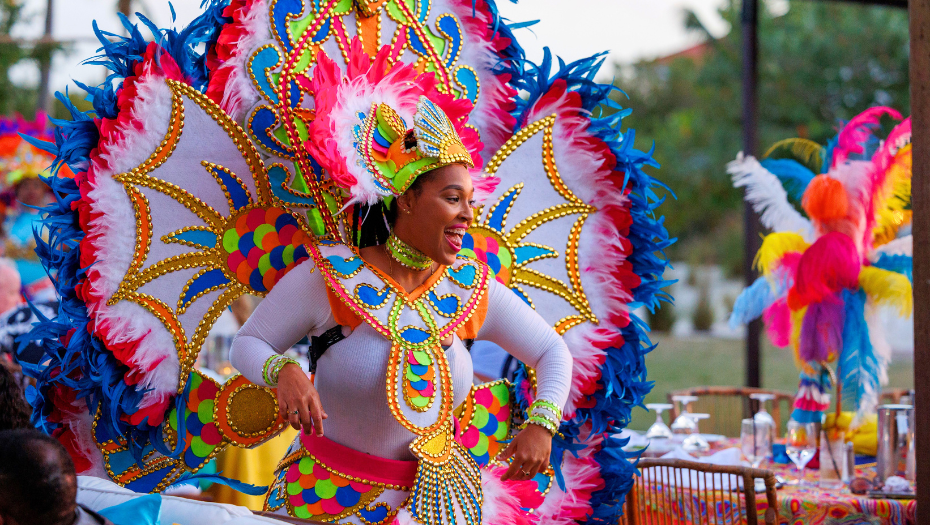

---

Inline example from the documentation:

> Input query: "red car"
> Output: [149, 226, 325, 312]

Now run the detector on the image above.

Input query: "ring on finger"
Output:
[291, 409, 299, 415]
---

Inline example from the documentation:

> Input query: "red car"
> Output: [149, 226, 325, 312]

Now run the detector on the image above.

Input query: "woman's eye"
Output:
[468, 200, 477, 207]
[447, 197, 460, 203]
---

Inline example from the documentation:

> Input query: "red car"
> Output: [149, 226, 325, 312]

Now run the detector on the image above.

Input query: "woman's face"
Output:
[394, 164, 474, 266]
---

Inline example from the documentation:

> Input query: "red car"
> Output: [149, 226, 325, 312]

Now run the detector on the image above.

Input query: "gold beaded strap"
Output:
[262, 355, 300, 387]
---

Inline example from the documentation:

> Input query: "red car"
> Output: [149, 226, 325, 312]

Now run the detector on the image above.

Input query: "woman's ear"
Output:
[396, 190, 415, 216]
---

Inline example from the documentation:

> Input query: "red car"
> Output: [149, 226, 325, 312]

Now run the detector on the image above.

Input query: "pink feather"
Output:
[832, 106, 902, 168]
[763, 299, 792, 348]
[788, 231, 861, 309]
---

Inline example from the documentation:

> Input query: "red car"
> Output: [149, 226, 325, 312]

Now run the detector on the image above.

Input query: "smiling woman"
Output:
[228, 48, 573, 524]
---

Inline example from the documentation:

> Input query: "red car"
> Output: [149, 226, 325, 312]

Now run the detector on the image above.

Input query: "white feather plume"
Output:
[728, 152, 815, 241]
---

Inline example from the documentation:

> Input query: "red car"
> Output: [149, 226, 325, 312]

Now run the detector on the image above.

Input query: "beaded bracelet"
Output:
[262, 355, 300, 387]
[529, 399, 563, 422]
[524, 415, 559, 436]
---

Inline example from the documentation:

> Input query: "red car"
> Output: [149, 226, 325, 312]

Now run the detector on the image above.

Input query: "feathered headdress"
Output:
[307, 41, 482, 206]
[729, 107, 913, 419]
[0, 112, 61, 187]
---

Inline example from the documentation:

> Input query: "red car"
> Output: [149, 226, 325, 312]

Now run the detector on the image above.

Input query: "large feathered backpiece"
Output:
[729, 107, 912, 421]
[25, 1, 672, 522]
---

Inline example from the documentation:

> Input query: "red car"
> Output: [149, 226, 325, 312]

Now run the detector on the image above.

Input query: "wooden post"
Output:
[910, 0, 930, 519]
[742, 0, 762, 388]
[36, 0, 53, 112]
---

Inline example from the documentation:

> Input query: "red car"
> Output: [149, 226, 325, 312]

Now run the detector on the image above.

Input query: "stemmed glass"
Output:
[786, 420, 818, 485]
[645, 403, 674, 439]
[681, 413, 710, 452]
[741, 418, 773, 468]
[750, 393, 777, 459]
[671, 395, 699, 434]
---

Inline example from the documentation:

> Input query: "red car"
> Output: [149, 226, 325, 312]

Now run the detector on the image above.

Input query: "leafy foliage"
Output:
[0, 0, 63, 116]
[612, 0, 909, 276]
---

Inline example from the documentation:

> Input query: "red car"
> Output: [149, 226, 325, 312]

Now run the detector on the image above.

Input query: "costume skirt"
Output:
[264, 432, 545, 525]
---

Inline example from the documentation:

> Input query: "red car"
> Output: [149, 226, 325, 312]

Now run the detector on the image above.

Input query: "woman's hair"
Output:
[0, 362, 31, 432]
[349, 169, 440, 248]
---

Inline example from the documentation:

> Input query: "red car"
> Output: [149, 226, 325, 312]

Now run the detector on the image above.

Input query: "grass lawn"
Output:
[626, 335, 915, 432]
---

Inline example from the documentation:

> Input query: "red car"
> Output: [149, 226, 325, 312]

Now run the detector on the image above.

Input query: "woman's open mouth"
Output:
[444, 226, 467, 251]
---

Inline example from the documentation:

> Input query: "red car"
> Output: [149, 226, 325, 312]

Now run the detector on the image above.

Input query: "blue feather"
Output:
[872, 253, 912, 282]
[729, 267, 791, 329]
[838, 289, 882, 412]
[760, 158, 816, 202]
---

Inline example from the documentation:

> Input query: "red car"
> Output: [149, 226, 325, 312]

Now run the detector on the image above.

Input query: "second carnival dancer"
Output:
[230, 53, 572, 523]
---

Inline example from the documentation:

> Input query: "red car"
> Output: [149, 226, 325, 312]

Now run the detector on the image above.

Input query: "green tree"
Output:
[0, 0, 64, 116]
[614, 0, 910, 275]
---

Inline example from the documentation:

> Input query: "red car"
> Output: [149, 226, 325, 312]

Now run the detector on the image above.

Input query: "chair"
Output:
[879, 388, 913, 404]
[619, 458, 779, 525]
[667, 387, 794, 437]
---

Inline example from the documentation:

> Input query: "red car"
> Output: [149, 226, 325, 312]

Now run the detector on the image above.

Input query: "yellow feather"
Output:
[791, 306, 808, 370]
[763, 138, 826, 175]
[859, 266, 913, 317]
[872, 145, 912, 246]
[755, 232, 810, 275]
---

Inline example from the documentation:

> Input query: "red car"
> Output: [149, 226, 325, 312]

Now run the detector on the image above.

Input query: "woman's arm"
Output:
[229, 259, 331, 384]
[229, 258, 333, 435]
[476, 279, 573, 480]
[476, 279, 573, 411]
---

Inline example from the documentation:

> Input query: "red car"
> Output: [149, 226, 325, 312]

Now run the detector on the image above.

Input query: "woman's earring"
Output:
[404, 208, 412, 215]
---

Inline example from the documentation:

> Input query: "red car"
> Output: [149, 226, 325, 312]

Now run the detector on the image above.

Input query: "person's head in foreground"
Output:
[0, 429, 78, 525]
[0, 361, 30, 432]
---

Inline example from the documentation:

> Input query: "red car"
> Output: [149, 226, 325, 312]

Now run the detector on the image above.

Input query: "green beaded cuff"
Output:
[529, 399, 563, 423]
[525, 415, 559, 436]
[262, 355, 300, 387]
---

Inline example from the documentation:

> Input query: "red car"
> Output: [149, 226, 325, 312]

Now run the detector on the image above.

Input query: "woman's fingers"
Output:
[286, 402, 301, 430]
[308, 396, 325, 437]
[297, 402, 313, 434]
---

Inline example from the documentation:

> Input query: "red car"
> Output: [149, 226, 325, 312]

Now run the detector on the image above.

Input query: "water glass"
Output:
[741, 418, 772, 468]
[670, 395, 699, 434]
[681, 413, 710, 452]
[645, 403, 674, 440]
[786, 420, 818, 485]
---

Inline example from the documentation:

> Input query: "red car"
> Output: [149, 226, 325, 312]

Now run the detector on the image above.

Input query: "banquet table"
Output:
[632, 437, 916, 525]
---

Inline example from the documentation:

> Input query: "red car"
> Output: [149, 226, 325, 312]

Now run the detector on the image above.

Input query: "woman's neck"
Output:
[359, 243, 438, 294]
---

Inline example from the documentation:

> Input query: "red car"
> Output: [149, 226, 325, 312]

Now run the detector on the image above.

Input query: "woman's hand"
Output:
[276, 363, 327, 436]
[497, 423, 552, 481]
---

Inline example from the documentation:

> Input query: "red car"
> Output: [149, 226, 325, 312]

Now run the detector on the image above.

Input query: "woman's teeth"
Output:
[445, 228, 466, 248]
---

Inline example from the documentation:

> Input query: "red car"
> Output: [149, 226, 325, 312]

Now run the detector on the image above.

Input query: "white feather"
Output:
[870, 234, 912, 260]
[86, 71, 181, 405]
[729, 153, 815, 241]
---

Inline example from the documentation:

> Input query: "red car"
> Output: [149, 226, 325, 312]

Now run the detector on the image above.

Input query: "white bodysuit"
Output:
[230, 258, 573, 461]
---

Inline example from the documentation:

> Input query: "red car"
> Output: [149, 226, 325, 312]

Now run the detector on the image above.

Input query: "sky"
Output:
[10, 0, 731, 91]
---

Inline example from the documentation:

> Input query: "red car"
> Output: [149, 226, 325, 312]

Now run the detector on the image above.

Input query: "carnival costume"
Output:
[23, 2, 672, 524]
[729, 107, 912, 421]
[0, 113, 61, 300]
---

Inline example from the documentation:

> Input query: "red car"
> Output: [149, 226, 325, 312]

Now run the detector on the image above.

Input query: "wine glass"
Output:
[681, 413, 710, 452]
[741, 418, 773, 468]
[645, 403, 674, 439]
[750, 393, 777, 459]
[670, 395, 699, 434]
[786, 420, 818, 485]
